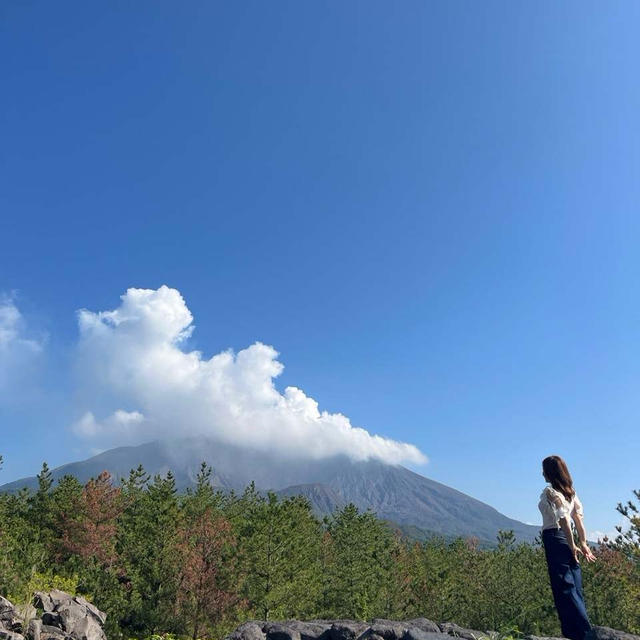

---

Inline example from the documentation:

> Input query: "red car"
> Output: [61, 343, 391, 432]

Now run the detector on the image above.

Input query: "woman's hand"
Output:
[570, 545, 581, 565]
[579, 542, 596, 562]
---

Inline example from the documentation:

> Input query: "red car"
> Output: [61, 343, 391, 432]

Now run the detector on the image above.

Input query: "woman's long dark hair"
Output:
[543, 455, 575, 501]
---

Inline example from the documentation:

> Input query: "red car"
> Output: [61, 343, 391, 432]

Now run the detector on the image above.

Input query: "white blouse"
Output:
[538, 485, 584, 530]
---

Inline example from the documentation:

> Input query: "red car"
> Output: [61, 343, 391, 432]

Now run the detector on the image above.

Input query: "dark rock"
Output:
[32, 595, 54, 615]
[369, 621, 408, 640]
[329, 622, 369, 640]
[0, 598, 17, 622]
[225, 619, 638, 640]
[225, 622, 267, 640]
[61, 615, 102, 640]
[4, 624, 22, 636]
[438, 624, 487, 640]
[284, 622, 332, 640]
[264, 624, 301, 640]
[586, 628, 640, 640]
[404, 630, 452, 640]
[0, 620, 22, 635]
[40, 616, 61, 630]
[0, 597, 22, 634]
[32, 592, 106, 640]
[405, 620, 441, 635]
[39, 625, 66, 640]
[0, 632, 25, 640]
[26, 620, 42, 640]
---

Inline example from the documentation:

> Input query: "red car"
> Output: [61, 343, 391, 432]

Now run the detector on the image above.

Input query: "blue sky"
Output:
[1, 1, 639, 537]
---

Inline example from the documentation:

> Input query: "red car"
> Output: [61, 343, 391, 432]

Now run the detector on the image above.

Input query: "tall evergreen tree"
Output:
[29, 462, 55, 551]
[235, 490, 323, 620]
[118, 468, 181, 636]
[324, 503, 394, 619]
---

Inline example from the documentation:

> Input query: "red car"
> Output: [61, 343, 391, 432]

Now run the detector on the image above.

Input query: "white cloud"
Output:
[73, 286, 427, 465]
[587, 530, 616, 543]
[588, 517, 628, 543]
[72, 409, 145, 437]
[0, 295, 43, 391]
[0, 296, 41, 351]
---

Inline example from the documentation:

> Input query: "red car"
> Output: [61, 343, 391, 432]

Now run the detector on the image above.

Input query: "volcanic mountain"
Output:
[0, 437, 540, 544]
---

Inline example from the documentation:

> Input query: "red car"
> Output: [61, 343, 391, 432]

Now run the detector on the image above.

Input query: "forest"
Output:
[1, 457, 638, 640]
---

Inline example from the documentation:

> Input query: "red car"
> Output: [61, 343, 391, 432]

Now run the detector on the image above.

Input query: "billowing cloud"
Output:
[73, 286, 427, 465]
[0, 295, 43, 391]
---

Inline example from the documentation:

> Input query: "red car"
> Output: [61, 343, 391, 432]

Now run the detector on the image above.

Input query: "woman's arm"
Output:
[558, 515, 579, 562]
[572, 498, 596, 562]
[573, 512, 587, 544]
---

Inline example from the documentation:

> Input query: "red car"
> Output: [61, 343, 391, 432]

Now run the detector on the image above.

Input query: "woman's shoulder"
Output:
[542, 485, 566, 502]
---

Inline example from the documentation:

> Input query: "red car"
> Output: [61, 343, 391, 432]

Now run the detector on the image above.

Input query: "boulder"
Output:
[33, 592, 105, 640]
[32, 595, 54, 615]
[61, 615, 101, 640]
[438, 624, 488, 640]
[70, 600, 104, 629]
[26, 619, 42, 640]
[40, 616, 61, 630]
[264, 624, 301, 640]
[587, 628, 640, 640]
[39, 625, 67, 640]
[329, 622, 369, 640]
[223, 618, 639, 640]
[368, 621, 408, 640]
[404, 630, 452, 640]
[0, 597, 22, 634]
[405, 620, 441, 635]
[0, 597, 17, 620]
[225, 622, 267, 640]
[283, 622, 332, 640]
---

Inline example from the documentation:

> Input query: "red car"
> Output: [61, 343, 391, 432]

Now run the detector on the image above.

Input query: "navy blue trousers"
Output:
[543, 528, 592, 640]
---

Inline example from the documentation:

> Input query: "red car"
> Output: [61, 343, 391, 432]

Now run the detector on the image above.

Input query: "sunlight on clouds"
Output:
[0, 295, 44, 391]
[0, 296, 42, 352]
[73, 286, 427, 465]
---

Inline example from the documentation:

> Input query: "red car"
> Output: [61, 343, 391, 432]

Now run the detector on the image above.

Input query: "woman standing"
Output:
[539, 455, 596, 640]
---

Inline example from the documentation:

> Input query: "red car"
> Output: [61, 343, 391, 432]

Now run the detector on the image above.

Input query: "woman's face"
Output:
[542, 467, 548, 481]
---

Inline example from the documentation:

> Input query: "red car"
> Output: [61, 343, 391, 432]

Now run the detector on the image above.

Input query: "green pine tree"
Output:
[323, 503, 394, 620]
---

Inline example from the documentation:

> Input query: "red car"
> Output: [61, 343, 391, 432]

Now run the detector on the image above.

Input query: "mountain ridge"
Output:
[0, 437, 540, 544]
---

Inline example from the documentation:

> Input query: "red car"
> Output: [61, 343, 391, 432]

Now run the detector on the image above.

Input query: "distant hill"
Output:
[0, 437, 540, 544]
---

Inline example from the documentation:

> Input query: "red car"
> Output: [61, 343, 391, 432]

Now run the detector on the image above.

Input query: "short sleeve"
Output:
[572, 494, 584, 518]
[545, 487, 570, 522]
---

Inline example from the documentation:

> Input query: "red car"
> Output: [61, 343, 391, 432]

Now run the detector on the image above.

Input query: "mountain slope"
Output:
[0, 437, 540, 544]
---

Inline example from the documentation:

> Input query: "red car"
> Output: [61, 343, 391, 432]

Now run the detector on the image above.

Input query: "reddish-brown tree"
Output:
[175, 507, 242, 640]
[60, 471, 123, 568]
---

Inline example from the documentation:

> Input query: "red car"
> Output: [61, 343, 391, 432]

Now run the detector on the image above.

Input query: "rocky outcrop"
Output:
[523, 630, 640, 640]
[0, 592, 106, 640]
[586, 629, 640, 640]
[1, 597, 23, 635]
[225, 620, 640, 640]
[224, 620, 485, 640]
